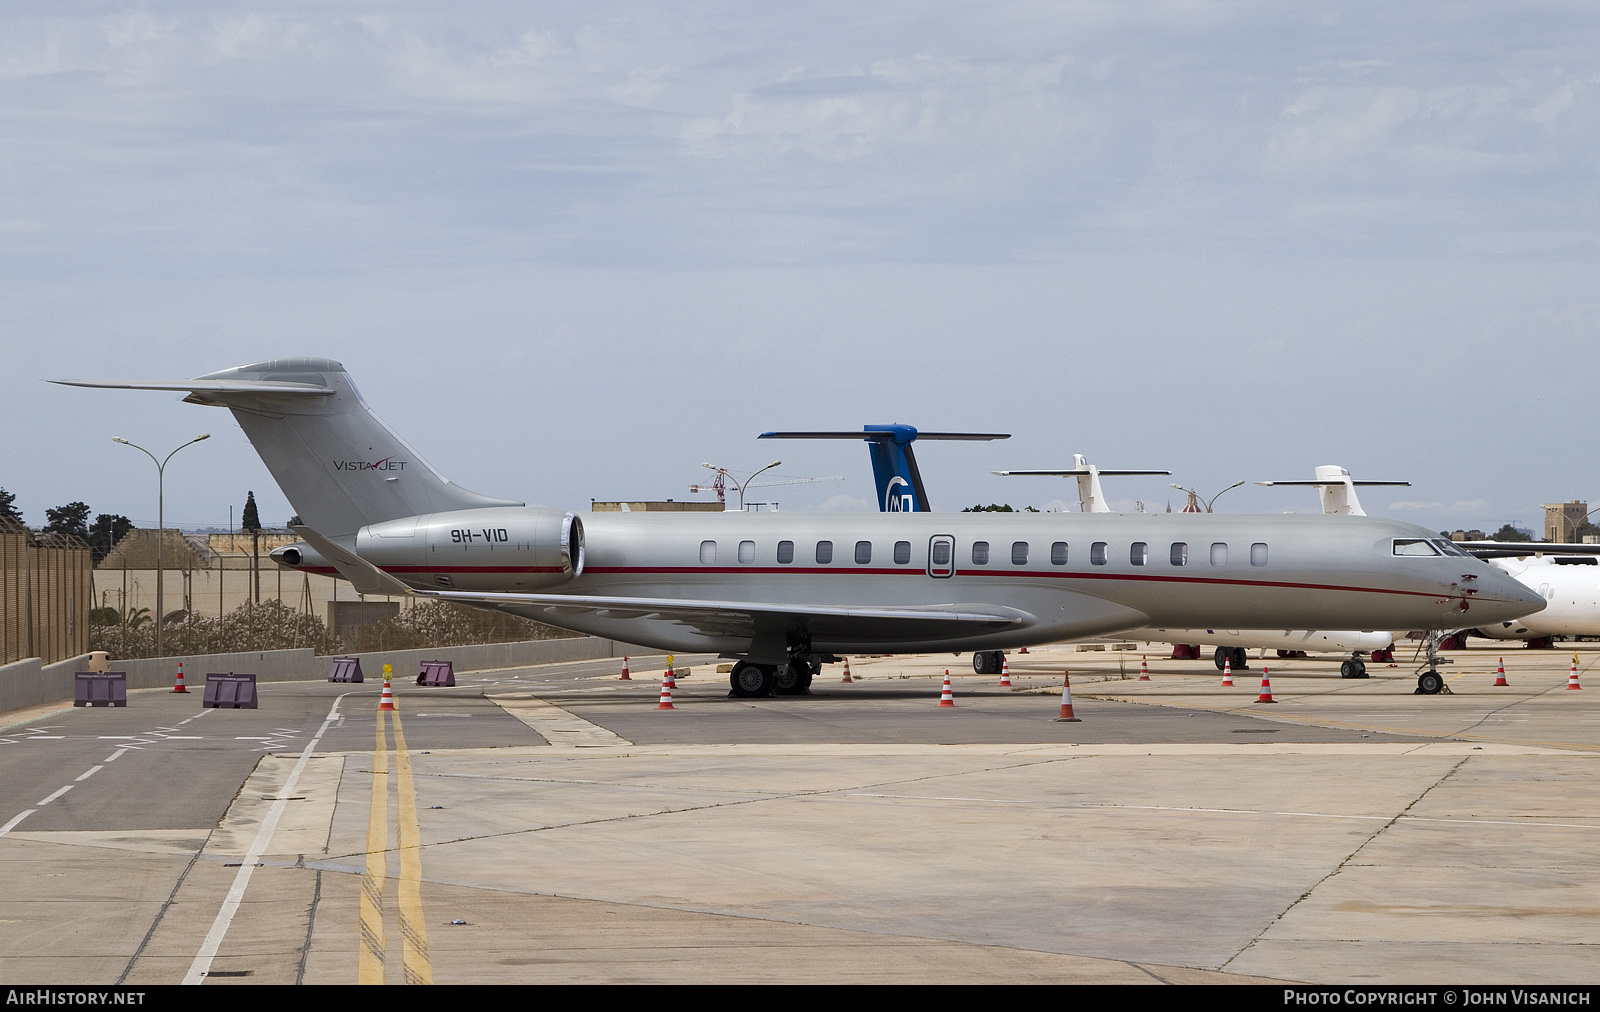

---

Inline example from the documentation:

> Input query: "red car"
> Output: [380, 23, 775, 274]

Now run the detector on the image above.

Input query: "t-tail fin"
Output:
[53, 357, 523, 536]
[759, 426, 1010, 512]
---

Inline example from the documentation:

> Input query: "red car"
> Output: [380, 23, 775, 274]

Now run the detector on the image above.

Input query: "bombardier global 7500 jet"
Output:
[55, 358, 1544, 697]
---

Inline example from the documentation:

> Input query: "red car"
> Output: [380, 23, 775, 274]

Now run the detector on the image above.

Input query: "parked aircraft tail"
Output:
[1254, 465, 1410, 516]
[53, 357, 522, 536]
[759, 425, 1009, 512]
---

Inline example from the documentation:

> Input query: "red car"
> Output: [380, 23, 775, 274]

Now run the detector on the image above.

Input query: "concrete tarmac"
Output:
[0, 644, 1595, 984]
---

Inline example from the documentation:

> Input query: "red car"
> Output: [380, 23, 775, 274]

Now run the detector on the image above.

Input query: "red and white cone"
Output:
[378, 664, 397, 711]
[1221, 657, 1234, 687]
[999, 658, 1012, 687]
[938, 670, 955, 707]
[841, 657, 853, 683]
[1567, 655, 1582, 690]
[172, 659, 188, 693]
[1054, 671, 1081, 722]
[1019, 646, 1029, 654]
[619, 656, 631, 680]
[1493, 658, 1508, 686]
[1138, 655, 1150, 680]
[1254, 668, 1276, 704]
[665, 666, 677, 692]
[657, 673, 676, 709]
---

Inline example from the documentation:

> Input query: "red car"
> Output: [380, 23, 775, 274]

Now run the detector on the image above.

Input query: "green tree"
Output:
[962, 504, 1017, 512]
[87, 514, 134, 564]
[1489, 523, 1532, 543]
[0, 488, 22, 526]
[44, 502, 91, 541]
[241, 491, 261, 533]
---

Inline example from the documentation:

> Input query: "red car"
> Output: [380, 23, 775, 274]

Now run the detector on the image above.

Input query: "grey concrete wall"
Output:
[0, 637, 657, 716]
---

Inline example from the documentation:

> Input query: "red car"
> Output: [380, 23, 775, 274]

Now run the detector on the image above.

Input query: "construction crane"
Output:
[691, 462, 844, 510]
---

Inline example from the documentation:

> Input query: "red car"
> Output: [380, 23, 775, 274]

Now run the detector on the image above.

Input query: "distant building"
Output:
[1543, 501, 1588, 543]
[1448, 530, 1487, 542]
[591, 501, 723, 512]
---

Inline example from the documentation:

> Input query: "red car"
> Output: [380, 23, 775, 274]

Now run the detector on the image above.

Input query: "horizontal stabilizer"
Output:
[1255, 480, 1410, 487]
[52, 378, 334, 398]
[994, 469, 1170, 477]
[760, 431, 1010, 441]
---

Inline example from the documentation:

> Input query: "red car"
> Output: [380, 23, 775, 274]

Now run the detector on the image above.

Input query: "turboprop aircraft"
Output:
[53, 358, 1545, 697]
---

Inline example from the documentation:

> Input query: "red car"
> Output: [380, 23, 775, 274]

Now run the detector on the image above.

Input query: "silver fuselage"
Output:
[331, 507, 1542, 657]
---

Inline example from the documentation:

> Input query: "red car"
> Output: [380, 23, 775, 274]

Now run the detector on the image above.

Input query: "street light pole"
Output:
[702, 460, 782, 511]
[114, 434, 210, 658]
[1169, 480, 1247, 513]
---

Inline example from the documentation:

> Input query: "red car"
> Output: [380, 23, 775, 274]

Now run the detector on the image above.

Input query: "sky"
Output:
[4, 2, 1598, 533]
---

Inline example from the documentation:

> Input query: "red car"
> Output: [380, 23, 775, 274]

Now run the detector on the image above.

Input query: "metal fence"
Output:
[0, 517, 92, 665]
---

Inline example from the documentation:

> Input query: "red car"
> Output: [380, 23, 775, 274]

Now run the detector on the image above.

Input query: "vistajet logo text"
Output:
[333, 456, 405, 472]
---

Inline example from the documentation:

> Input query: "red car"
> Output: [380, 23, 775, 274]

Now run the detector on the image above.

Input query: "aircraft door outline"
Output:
[928, 535, 955, 578]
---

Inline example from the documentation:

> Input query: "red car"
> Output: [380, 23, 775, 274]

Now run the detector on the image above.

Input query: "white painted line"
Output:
[0, 810, 36, 837]
[104, 749, 128, 762]
[233, 737, 270, 741]
[37, 786, 73, 806]
[75, 766, 103, 782]
[182, 692, 352, 986]
[98, 736, 141, 740]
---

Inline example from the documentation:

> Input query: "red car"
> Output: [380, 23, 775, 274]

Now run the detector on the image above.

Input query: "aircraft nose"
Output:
[1473, 568, 1547, 623]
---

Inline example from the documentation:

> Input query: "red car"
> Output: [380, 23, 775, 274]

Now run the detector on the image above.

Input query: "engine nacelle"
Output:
[353, 506, 584, 591]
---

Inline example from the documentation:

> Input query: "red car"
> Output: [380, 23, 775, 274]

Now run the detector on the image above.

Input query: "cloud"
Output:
[1388, 500, 1492, 514]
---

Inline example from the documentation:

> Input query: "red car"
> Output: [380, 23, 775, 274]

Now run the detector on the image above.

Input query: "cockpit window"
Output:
[1432, 539, 1472, 558]
[1393, 539, 1440, 557]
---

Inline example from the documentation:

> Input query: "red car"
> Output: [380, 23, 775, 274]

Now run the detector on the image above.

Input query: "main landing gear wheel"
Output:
[1214, 646, 1249, 671]
[1416, 670, 1444, 695]
[973, 650, 1004, 675]
[773, 659, 815, 696]
[729, 661, 774, 698]
[1340, 659, 1369, 679]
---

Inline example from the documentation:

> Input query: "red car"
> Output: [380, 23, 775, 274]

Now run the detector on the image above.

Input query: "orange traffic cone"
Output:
[841, 657, 853, 683]
[1493, 658, 1508, 686]
[999, 658, 1012, 687]
[1568, 655, 1582, 690]
[1221, 657, 1234, 687]
[657, 672, 675, 709]
[938, 670, 955, 707]
[1054, 671, 1081, 722]
[1254, 668, 1276, 703]
[172, 659, 188, 693]
[619, 656, 631, 680]
[665, 660, 677, 692]
[1138, 655, 1150, 680]
[378, 664, 397, 711]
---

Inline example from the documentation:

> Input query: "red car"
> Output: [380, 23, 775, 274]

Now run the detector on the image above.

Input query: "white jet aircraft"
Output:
[54, 359, 1543, 696]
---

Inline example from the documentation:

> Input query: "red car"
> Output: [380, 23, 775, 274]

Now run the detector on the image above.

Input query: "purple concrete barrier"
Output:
[74, 672, 127, 707]
[204, 673, 258, 709]
[417, 660, 455, 687]
[328, 656, 364, 683]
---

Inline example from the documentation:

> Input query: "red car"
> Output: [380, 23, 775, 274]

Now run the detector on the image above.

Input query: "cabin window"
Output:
[1012, 542, 1029, 565]
[777, 540, 794, 564]
[972, 541, 990, 565]
[1170, 542, 1188, 566]
[1210, 542, 1228, 566]
[700, 540, 717, 564]
[931, 541, 951, 567]
[1130, 542, 1148, 566]
[1433, 539, 1472, 558]
[894, 541, 911, 565]
[1250, 543, 1268, 567]
[1090, 542, 1107, 566]
[855, 541, 873, 564]
[1051, 542, 1068, 565]
[816, 541, 834, 564]
[1393, 539, 1439, 557]
[738, 540, 755, 564]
